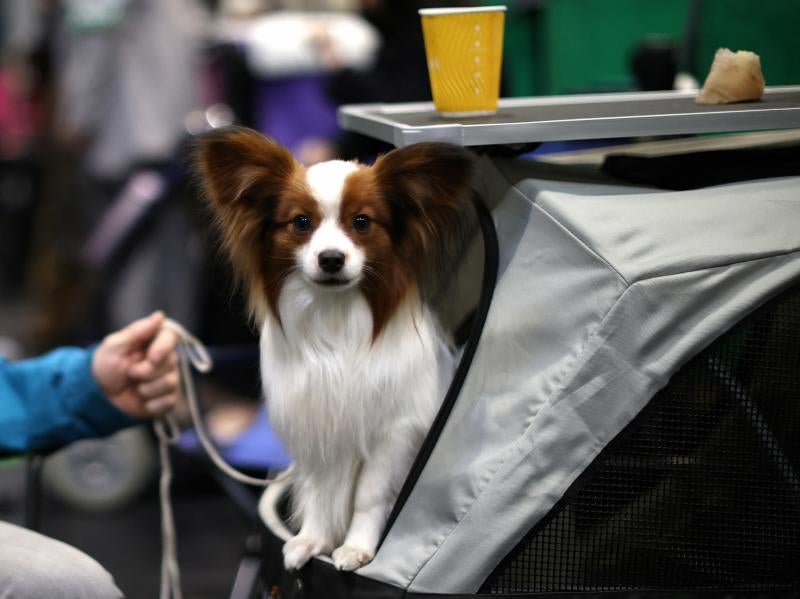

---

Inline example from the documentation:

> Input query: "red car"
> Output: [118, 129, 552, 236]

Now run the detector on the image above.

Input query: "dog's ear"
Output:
[194, 127, 300, 321]
[373, 142, 475, 259]
[195, 126, 298, 213]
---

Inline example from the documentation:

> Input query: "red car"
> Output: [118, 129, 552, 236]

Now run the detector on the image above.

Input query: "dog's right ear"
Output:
[194, 127, 300, 322]
[194, 126, 298, 213]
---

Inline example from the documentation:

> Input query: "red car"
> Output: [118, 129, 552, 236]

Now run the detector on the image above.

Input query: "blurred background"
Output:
[0, 0, 798, 597]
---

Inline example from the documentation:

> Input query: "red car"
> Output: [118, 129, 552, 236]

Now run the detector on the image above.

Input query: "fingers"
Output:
[128, 332, 179, 381]
[126, 325, 182, 418]
[105, 311, 165, 353]
[143, 394, 180, 417]
[134, 367, 181, 418]
[136, 369, 180, 399]
[146, 326, 179, 364]
[99, 313, 189, 420]
[130, 345, 182, 411]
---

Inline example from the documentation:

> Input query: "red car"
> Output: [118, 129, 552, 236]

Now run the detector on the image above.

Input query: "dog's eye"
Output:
[353, 214, 370, 233]
[293, 214, 311, 232]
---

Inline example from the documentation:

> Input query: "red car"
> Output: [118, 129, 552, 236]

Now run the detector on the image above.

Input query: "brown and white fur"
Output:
[195, 128, 474, 571]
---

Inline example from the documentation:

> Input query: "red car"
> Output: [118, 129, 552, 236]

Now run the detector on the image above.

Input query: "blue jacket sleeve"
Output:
[0, 347, 138, 453]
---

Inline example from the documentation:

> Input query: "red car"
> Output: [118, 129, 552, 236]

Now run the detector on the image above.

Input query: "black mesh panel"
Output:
[482, 283, 800, 594]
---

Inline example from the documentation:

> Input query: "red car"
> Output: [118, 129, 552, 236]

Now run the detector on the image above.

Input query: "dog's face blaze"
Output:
[195, 127, 474, 338]
[291, 160, 367, 290]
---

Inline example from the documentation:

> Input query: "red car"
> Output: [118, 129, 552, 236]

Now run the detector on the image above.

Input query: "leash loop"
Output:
[154, 318, 290, 599]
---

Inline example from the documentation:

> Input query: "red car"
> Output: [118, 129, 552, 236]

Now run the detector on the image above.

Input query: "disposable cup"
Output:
[419, 6, 506, 118]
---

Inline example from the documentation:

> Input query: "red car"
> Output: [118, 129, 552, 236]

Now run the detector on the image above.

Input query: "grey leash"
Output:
[154, 319, 290, 599]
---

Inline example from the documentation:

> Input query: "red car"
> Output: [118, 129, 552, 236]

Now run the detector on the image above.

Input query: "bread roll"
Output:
[696, 48, 765, 105]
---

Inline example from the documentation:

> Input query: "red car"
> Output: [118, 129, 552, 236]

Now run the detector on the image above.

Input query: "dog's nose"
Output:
[318, 250, 345, 274]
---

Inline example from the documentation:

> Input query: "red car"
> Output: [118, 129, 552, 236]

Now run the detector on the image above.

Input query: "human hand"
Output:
[92, 311, 181, 419]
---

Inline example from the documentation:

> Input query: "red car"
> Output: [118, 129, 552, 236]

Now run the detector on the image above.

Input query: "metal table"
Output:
[338, 86, 800, 148]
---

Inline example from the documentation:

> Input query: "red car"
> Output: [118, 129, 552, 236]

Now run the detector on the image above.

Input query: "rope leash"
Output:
[154, 318, 290, 599]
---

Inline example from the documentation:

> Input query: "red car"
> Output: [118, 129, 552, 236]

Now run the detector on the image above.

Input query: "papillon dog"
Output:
[196, 127, 474, 571]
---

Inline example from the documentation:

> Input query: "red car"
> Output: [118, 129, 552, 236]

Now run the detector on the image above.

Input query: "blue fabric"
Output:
[0, 347, 137, 453]
[178, 405, 291, 471]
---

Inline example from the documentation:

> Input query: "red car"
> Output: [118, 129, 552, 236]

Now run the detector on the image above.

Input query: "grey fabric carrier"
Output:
[263, 156, 800, 597]
[359, 158, 800, 593]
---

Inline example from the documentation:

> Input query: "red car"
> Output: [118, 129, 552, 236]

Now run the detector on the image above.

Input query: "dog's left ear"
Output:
[373, 142, 475, 256]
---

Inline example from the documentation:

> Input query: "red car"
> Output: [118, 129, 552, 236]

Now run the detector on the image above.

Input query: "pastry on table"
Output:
[696, 48, 765, 105]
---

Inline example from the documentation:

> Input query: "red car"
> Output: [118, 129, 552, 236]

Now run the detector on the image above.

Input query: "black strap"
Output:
[24, 453, 45, 532]
[377, 191, 500, 549]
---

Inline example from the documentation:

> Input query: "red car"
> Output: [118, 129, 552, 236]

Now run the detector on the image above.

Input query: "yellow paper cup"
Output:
[419, 6, 506, 118]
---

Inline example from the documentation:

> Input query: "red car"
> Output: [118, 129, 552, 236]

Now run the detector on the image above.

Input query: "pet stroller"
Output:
[259, 154, 800, 598]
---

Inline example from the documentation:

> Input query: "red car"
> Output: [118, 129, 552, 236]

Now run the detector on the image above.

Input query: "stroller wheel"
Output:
[43, 426, 156, 512]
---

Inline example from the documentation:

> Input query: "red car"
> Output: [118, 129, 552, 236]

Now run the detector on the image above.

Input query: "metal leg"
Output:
[230, 534, 265, 599]
[24, 453, 44, 532]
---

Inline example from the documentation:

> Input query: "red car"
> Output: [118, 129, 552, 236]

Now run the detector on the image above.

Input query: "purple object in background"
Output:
[254, 75, 340, 155]
[178, 406, 292, 472]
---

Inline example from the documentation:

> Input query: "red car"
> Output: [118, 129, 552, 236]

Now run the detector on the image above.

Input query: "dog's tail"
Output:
[258, 465, 295, 541]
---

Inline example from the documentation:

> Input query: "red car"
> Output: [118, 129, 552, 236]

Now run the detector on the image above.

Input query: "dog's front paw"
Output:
[283, 535, 333, 571]
[332, 545, 374, 571]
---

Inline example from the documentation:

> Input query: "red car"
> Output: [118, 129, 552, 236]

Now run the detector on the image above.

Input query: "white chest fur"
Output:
[260, 274, 448, 472]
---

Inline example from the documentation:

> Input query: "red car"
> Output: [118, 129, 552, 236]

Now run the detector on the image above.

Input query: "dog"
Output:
[196, 127, 474, 571]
